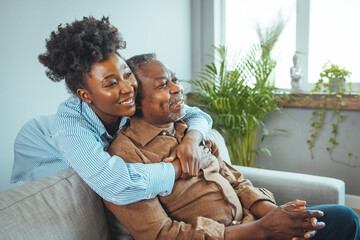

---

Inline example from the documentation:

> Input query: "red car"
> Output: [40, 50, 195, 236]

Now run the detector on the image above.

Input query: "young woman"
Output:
[11, 16, 213, 205]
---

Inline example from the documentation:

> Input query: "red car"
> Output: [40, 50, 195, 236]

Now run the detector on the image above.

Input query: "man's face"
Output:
[137, 60, 185, 126]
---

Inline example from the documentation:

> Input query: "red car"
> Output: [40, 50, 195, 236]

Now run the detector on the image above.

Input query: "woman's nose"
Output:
[119, 79, 134, 94]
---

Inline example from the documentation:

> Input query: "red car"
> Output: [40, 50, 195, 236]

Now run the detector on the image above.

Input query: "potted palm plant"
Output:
[187, 14, 288, 167]
[187, 44, 286, 166]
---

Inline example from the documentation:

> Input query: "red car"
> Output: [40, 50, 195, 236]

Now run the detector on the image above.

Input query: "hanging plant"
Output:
[306, 62, 359, 166]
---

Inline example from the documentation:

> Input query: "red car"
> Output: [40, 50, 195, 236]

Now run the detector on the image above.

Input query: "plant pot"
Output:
[329, 78, 345, 93]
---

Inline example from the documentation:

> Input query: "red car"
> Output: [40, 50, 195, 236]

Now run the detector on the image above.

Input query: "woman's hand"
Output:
[164, 130, 212, 178]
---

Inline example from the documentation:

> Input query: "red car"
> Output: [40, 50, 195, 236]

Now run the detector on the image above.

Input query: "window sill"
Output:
[279, 94, 360, 111]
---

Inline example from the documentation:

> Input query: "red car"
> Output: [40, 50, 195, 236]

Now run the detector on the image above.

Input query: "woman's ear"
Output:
[76, 88, 92, 104]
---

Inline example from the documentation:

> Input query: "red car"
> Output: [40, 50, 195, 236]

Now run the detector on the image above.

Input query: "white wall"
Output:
[256, 108, 360, 196]
[0, 0, 192, 192]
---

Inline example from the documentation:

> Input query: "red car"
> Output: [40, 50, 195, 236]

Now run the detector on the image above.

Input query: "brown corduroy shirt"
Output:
[105, 116, 275, 240]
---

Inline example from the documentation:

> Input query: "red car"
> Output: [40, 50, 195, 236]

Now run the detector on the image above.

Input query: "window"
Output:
[225, 0, 360, 92]
[308, 0, 360, 85]
[225, 0, 296, 89]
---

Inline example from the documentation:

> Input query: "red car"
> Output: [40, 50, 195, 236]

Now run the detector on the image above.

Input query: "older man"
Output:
[103, 54, 359, 240]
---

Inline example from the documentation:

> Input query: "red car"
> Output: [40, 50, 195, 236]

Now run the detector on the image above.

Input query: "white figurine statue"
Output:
[290, 54, 302, 93]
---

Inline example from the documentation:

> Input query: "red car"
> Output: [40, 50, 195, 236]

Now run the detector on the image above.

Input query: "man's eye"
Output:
[158, 82, 167, 88]
[172, 78, 178, 84]
[124, 72, 132, 79]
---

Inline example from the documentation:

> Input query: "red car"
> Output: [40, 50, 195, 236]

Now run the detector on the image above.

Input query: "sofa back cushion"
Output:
[0, 168, 109, 240]
[208, 129, 231, 164]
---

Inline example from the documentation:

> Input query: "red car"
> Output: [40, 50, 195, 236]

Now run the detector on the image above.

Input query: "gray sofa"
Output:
[0, 130, 345, 240]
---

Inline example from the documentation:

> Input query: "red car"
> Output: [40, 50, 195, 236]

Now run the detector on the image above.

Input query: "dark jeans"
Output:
[307, 205, 359, 240]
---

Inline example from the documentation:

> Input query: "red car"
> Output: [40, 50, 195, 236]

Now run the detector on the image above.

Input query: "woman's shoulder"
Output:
[57, 96, 82, 115]
[52, 96, 105, 136]
[53, 97, 89, 129]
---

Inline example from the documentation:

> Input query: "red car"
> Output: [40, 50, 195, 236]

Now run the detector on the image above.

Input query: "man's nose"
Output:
[169, 82, 182, 94]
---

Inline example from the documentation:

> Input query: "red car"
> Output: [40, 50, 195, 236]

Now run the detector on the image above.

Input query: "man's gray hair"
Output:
[126, 53, 157, 79]
[126, 53, 156, 98]
[126, 53, 157, 116]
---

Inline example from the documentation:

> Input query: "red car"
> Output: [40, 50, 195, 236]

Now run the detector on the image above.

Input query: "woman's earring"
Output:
[88, 101, 92, 104]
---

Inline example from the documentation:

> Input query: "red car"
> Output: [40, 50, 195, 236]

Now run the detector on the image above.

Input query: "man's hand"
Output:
[224, 201, 324, 240]
[164, 130, 212, 178]
[286, 200, 322, 240]
[259, 202, 325, 240]
[250, 200, 321, 239]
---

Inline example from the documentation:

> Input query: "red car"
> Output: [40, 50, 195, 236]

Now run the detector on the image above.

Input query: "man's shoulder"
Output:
[108, 125, 138, 156]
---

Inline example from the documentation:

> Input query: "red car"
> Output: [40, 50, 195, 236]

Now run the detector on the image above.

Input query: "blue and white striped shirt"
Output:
[11, 96, 212, 205]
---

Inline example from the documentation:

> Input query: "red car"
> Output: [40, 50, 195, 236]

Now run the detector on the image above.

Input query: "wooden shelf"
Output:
[279, 94, 360, 111]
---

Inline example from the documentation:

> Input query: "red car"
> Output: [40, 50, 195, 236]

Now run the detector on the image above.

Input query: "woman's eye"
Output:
[105, 80, 117, 87]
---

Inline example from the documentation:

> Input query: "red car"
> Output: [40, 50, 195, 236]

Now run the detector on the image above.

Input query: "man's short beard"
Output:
[168, 108, 186, 122]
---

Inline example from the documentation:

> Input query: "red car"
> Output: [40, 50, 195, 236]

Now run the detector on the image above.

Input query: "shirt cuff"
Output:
[186, 117, 209, 143]
[239, 187, 276, 210]
[143, 162, 175, 199]
[193, 216, 225, 240]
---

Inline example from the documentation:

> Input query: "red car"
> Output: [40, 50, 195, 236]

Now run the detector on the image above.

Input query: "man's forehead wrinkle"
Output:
[154, 76, 168, 81]
[137, 60, 174, 84]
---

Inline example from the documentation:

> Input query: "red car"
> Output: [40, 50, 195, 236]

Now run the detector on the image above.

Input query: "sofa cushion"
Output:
[0, 168, 109, 240]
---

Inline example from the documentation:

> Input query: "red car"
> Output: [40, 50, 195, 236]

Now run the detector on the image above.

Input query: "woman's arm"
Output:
[165, 105, 213, 177]
[181, 105, 213, 141]
[53, 120, 176, 205]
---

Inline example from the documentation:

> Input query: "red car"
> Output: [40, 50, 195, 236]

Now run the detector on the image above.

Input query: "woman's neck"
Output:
[98, 115, 120, 136]
[88, 103, 120, 136]
[104, 120, 120, 136]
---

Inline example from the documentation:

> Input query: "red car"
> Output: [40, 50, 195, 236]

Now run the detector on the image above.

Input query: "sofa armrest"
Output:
[232, 165, 345, 206]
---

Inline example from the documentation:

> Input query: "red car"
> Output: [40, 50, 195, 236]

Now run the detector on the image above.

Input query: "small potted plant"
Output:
[317, 62, 351, 93]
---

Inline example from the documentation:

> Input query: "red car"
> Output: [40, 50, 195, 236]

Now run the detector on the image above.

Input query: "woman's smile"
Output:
[119, 95, 135, 106]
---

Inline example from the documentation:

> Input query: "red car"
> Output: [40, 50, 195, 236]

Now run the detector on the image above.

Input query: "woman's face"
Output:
[78, 53, 138, 124]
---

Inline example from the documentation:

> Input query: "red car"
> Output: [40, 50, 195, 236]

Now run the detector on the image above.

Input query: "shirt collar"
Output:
[126, 116, 188, 146]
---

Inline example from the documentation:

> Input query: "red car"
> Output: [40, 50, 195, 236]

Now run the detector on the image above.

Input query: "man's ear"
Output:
[76, 88, 92, 104]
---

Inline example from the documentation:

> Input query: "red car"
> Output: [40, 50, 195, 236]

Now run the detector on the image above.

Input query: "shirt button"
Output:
[148, 194, 152, 198]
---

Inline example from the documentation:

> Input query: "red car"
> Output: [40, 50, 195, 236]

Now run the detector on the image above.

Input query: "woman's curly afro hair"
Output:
[38, 16, 126, 95]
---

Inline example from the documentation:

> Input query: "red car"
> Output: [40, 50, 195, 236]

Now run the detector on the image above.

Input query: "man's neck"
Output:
[143, 118, 175, 135]
[160, 123, 176, 135]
